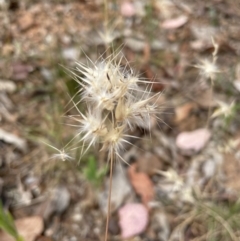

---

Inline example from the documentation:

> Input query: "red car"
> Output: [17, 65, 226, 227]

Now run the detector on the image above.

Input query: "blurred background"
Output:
[0, 0, 240, 241]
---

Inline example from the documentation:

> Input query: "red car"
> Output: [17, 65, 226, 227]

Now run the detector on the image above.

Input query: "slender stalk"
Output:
[104, 150, 114, 241]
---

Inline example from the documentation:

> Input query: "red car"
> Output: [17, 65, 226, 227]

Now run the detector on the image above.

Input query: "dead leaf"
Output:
[0, 216, 43, 241]
[128, 163, 154, 206]
[118, 203, 148, 238]
[174, 102, 196, 123]
[176, 128, 211, 154]
[161, 15, 188, 29]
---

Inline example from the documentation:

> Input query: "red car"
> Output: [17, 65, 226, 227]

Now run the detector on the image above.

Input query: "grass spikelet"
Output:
[68, 53, 161, 160]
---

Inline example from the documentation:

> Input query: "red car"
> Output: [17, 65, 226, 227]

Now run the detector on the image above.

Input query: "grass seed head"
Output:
[69, 53, 161, 161]
[195, 59, 219, 80]
[51, 150, 73, 162]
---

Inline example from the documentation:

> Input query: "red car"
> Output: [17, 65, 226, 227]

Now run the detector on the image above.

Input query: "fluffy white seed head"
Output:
[195, 59, 219, 80]
[194, 39, 220, 82]
[69, 53, 161, 160]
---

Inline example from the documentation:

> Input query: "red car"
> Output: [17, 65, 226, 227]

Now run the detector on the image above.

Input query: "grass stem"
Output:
[104, 150, 114, 241]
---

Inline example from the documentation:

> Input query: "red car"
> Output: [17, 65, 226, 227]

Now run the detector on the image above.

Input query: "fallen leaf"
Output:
[118, 203, 148, 238]
[174, 102, 196, 123]
[1, 216, 43, 241]
[161, 15, 188, 29]
[128, 163, 154, 206]
[176, 128, 211, 154]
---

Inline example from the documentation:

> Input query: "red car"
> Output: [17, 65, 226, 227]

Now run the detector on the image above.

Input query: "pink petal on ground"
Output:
[161, 15, 188, 29]
[121, 1, 136, 17]
[176, 128, 211, 152]
[119, 203, 149, 238]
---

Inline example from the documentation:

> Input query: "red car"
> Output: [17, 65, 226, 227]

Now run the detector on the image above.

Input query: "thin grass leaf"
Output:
[0, 202, 24, 241]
